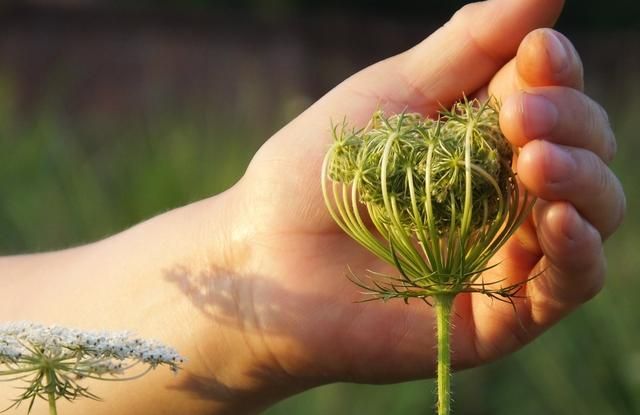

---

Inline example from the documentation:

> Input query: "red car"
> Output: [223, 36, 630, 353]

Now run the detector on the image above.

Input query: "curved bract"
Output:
[322, 98, 535, 302]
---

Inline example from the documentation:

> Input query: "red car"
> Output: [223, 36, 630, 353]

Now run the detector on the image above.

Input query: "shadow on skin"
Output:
[162, 262, 439, 409]
[162, 264, 337, 411]
[163, 264, 332, 336]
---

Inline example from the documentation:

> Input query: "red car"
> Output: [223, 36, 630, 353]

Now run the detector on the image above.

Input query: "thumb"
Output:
[307, 0, 565, 125]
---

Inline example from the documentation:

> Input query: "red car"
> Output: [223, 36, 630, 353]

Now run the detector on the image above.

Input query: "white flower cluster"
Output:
[0, 321, 184, 375]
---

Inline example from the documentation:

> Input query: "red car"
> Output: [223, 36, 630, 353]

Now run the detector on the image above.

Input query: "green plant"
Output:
[321, 98, 534, 415]
[0, 322, 183, 415]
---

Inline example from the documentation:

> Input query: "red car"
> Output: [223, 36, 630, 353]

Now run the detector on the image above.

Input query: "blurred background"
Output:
[0, 1, 638, 414]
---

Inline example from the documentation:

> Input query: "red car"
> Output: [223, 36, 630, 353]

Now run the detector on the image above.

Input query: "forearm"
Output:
[0, 185, 279, 414]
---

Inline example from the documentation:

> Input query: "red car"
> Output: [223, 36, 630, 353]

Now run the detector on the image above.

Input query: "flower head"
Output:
[322, 98, 534, 302]
[0, 321, 184, 412]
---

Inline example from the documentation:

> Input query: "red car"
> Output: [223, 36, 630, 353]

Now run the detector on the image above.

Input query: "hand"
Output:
[0, 1, 625, 414]
[220, 0, 625, 395]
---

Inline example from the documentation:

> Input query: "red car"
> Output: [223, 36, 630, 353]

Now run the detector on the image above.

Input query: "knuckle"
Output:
[451, 3, 480, 23]
[536, 222, 605, 308]
[580, 275, 604, 303]
[596, 101, 611, 125]
[553, 31, 584, 88]
[579, 254, 606, 302]
[596, 160, 610, 194]
[569, 45, 585, 89]
[607, 180, 627, 238]
[618, 188, 627, 227]
[558, 212, 601, 269]
[560, 248, 605, 304]
[585, 104, 601, 144]
[573, 149, 608, 197]
[583, 151, 610, 195]
[593, 101, 616, 163]
[604, 131, 618, 164]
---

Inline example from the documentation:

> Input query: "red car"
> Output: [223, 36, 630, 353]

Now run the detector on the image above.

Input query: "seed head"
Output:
[322, 98, 534, 301]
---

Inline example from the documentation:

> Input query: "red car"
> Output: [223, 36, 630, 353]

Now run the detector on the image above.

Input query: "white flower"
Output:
[0, 321, 185, 411]
[0, 321, 183, 371]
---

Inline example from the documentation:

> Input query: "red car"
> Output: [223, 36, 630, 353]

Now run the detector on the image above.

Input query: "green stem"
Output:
[435, 294, 454, 415]
[45, 370, 58, 415]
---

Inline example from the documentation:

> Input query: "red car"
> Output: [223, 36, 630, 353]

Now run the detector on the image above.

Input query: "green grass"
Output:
[0, 83, 259, 253]
[0, 73, 638, 414]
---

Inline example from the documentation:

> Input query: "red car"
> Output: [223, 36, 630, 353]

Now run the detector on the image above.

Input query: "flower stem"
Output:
[45, 370, 58, 415]
[48, 394, 58, 415]
[435, 294, 454, 415]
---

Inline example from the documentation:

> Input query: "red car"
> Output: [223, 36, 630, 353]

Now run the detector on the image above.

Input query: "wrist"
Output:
[139, 181, 302, 412]
[176, 181, 308, 411]
[120, 183, 280, 413]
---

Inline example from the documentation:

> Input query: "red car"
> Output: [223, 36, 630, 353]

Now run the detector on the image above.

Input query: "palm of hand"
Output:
[243, 135, 536, 384]
[240, 87, 540, 383]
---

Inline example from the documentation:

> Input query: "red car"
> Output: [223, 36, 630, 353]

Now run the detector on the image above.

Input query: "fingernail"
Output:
[522, 92, 559, 139]
[545, 30, 569, 74]
[543, 142, 576, 184]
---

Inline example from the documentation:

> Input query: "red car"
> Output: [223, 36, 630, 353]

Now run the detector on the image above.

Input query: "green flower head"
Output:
[322, 98, 534, 301]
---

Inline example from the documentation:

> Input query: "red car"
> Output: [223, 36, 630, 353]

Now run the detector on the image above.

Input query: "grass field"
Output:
[0, 42, 638, 415]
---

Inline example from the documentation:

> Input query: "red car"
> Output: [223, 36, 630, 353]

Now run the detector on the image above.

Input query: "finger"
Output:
[500, 87, 617, 163]
[517, 140, 626, 239]
[465, 200, 605, 362]
[527, 201, 606, 327]
[488, 28, 584, 100]
[516, 29, 584, 89]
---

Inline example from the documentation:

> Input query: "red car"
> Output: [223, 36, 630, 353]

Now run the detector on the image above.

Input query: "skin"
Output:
[0, 0, 626, 413]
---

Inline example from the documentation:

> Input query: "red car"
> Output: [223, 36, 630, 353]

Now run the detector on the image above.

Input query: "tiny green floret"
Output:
[321, 97, 535, 415]
[0, 322, 184, 415]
